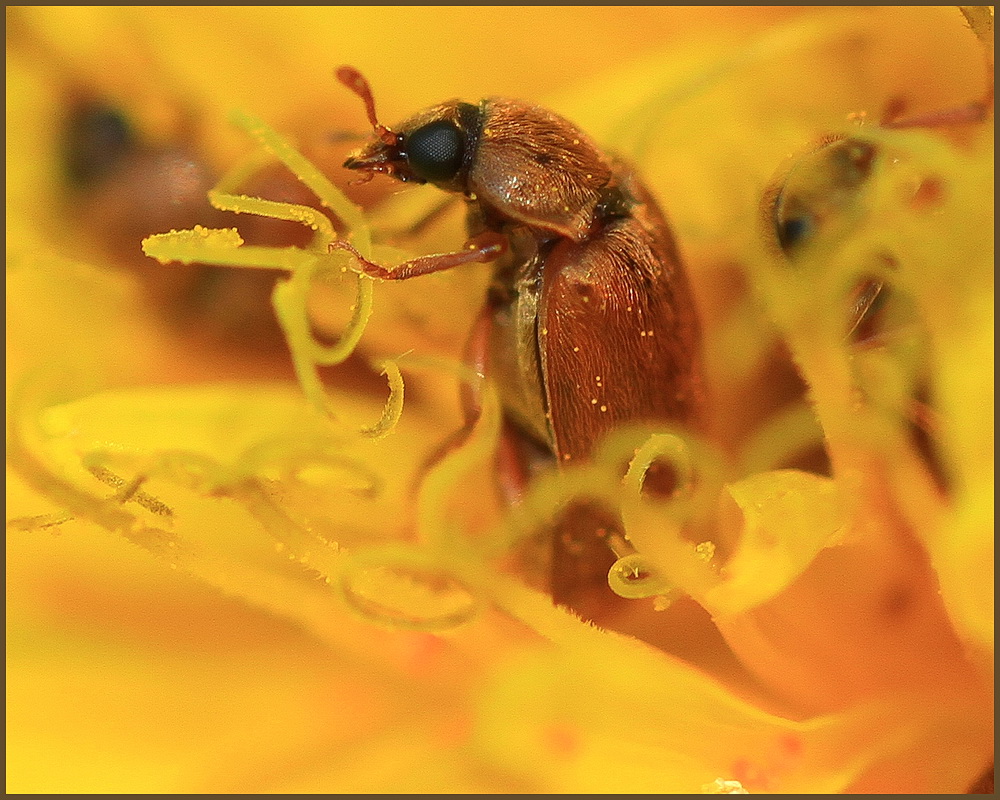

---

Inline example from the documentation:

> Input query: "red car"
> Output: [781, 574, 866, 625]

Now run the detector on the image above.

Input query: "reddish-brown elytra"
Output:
[335, 66, 704, 615]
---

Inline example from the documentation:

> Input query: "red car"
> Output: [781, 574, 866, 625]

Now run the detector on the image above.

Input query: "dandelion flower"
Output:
[6, 6, 993, 793]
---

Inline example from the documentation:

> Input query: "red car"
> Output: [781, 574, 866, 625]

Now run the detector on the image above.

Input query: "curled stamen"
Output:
[607, 552, 676, 600]
[340, 544, 483, 631]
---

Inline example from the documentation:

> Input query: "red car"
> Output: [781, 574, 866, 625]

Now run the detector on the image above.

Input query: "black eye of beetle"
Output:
[405, 120, 464, 183]
[775, 208, 814, 252]
[772, 137, 877, 257]
[63, 101, 136, 189]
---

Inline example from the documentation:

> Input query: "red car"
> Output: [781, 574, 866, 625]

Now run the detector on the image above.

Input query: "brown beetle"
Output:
[765, 87, 992, 495]
[335, 67, 704, 613]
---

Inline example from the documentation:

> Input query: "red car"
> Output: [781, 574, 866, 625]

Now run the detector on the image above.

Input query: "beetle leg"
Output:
[468, 310, 555, 585]
[459, 300, 540, 507]
[844, 277, 887, 345]
[406, 299, 535, 499]
[329, 231, 506, 280]
[878, 90, 991, 130]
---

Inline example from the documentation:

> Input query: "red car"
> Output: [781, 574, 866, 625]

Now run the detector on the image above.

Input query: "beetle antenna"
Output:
[336, 66, 397, 146]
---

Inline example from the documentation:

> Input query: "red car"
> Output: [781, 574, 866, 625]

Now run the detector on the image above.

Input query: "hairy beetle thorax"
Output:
[470, 98, 615, 243]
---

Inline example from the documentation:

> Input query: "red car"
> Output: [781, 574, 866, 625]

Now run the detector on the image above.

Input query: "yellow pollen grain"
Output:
[600, 405, 607, 412]
[695, 541, 717, 561]
[573, 346, 580, 352]
[591, 398, 598, 405]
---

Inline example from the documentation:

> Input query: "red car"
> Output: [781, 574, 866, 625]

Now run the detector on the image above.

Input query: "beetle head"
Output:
[338, 66, 479, 192]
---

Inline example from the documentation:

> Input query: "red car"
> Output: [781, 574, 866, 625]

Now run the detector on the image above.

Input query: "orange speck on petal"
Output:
[779, 733, 803, 758]
[542, 722, 580, 759]
[909, 175, 946, 211]
[397, 631, 446, 677]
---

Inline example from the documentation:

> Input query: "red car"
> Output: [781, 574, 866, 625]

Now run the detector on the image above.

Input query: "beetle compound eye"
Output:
[774, 195, 815, 253]
[405, 120, 464, 183]
[772, 137, 877, 258]
[63, 101, 136, 189]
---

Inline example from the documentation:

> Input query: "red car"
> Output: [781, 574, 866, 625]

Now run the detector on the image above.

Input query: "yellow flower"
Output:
[6, 6, 993, 793]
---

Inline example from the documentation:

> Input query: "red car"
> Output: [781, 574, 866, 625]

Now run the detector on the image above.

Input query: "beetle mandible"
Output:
[334, 66, 705, 610]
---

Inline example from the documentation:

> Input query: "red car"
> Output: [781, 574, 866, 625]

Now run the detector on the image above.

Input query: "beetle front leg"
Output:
[329, 231, 506, 280]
